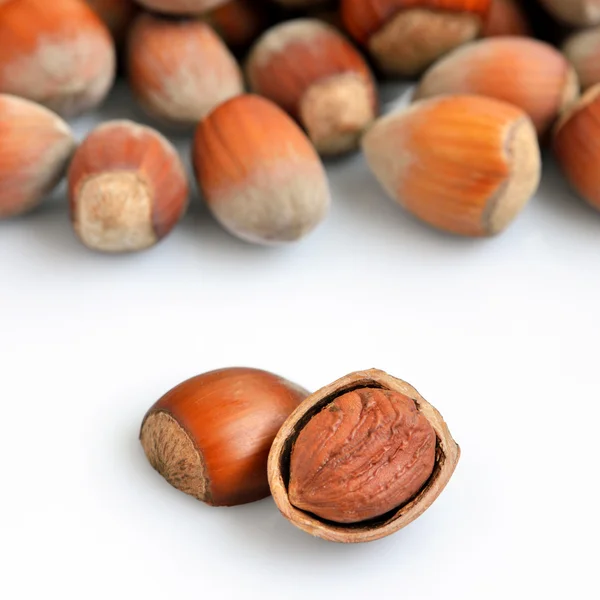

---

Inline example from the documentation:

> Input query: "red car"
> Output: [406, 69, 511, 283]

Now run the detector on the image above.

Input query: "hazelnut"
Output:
[563, 26, 600, 92]
[192, 94, 331, 245]
[202, 0, 269, 50]
[68, 120, 189, 253]
[140, 367, 309, 507]
[362, 95, 541, 237]
[0, 0, 116, 117]
[0, 94, 76, 219]
[268, 369, 460, 543]
[553, 84, 600, 212]
[481, 0, 531, 37]
[135, 0, 229, 14]
[538, 0, 600, 27]
[340, 0, 492, 77]
[128, 13, 244, 125]
[85, 0, 138, 46]
[414, 37, 579, 137]
[246, 19, 378, 156]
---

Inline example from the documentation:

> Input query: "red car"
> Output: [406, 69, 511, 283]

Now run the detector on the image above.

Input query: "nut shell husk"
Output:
[268, 369, 460, 543]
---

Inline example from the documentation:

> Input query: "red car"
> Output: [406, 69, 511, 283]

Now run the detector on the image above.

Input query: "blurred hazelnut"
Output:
[128, 13, 244, 125]
[0, 0, 116, 117]
[340, 0, 492, 77]
[68, 120, 189, 253]
[362, 95, 541, 237]
[0, 94, 76, 219]
[414, 37, 579, 136]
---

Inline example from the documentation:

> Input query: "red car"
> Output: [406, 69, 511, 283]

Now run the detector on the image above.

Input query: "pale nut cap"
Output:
[414, 37, 580, 136]
[368, 8, 482, 76]
[563, 26, 600, 92]
[0, 94, 76, 219]
[362, 95, 541, 237]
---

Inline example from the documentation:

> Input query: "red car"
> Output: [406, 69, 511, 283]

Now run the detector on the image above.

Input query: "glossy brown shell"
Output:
[268, 369, 460, 543]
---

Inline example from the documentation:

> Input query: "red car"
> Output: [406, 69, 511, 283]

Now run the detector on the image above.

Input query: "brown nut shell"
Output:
[0, 0, 116, 118]
[414, 37, 579, 137]
[553, 84, 600, 211]
[141, 367, 309, 507]
[268, 369, 460, 543]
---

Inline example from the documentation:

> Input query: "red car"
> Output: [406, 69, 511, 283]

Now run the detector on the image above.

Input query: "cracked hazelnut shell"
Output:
[268, 369, 460, 543]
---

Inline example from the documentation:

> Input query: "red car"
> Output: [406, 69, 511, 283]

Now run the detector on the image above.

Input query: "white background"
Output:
[1, 83, 598, 599]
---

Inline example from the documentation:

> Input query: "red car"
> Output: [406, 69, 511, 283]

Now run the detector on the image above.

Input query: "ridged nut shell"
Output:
[140, 367, 309, 507]
[414, 37, 579, 136]
[0, 0, 116, 117]
[246, 19, 378, 155]
[268, 369, 460, 543]
[128, 14, 244, 125]
[68, 120, 189, 253]
[341, 0, 491, 76]
[362, 95, 541, 237]
[192, 94, 331, 244]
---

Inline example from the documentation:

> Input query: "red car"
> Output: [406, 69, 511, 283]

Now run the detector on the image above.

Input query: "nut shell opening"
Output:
[268, 369, 460, 543]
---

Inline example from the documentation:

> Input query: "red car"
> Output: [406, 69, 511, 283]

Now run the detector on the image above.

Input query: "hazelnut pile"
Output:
[0, 0, 598, 542]
[1, 0, 599, 246]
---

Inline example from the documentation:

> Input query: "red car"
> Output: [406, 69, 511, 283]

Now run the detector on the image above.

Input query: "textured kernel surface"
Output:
[289, 387, 436, 524]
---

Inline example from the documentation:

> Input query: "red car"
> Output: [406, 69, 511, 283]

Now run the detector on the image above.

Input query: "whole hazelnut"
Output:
[268, 369, 460, 543]
[246, 19, 378, 155]
[362, 95, 541, 237]
[0, 94, 76, 219]
[340, 0, 492, 77]
[553, 84, 600, 212]
[140, 367, 309, 507]
[414, 37, 579, 137]
[128, 13, 244, 125]
[68, 120, 189, 253]
[0, 0, 116, 117]
[192, 94, 331, 245]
